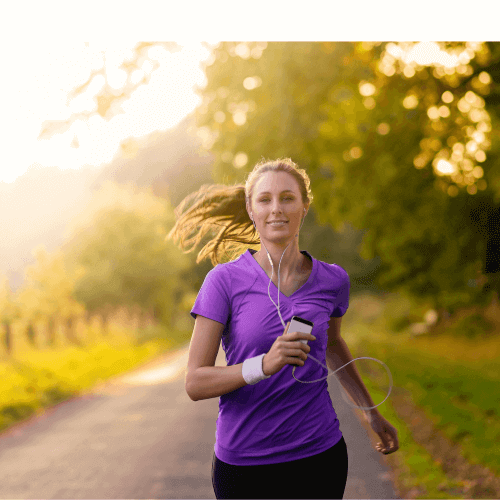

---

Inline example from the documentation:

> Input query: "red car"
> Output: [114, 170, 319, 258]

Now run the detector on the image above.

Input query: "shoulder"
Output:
[331, 263, 349, 282]
[205, 262, 232, 285]
[315, 257, 349, 282]
[202, 254, 249, 292]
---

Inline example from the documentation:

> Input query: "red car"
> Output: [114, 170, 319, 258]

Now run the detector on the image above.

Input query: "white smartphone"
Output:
[288, 315, 314, 345]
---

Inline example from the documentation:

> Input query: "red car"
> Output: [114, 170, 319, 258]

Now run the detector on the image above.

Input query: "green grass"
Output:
[0, 323, 191, 434]
[356, 372, 462, 498]
[379, 340, 500, 471]
[344, 291, 500, 498]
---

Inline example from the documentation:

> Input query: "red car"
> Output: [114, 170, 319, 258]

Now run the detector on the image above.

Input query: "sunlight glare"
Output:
[403, 95, 419, 109]
[435, 159, 455, 175]
[359, 82, 376, 96]
[108, 67, 128, 89]
[2, 42, 214, 184]
[382, 41, 485, 78]
[405, 42, 458, 67]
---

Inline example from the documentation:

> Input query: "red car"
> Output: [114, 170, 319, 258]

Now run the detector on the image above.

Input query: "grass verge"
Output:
[0, 323, 191, 435]
[345, 292, 500, 498]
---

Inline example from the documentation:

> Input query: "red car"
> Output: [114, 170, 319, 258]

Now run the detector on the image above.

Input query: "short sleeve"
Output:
[190, 264, 231, 326]
[330, 265, 350, 318]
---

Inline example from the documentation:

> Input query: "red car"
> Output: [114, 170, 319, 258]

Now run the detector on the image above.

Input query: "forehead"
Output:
[254, 171, 299, 194]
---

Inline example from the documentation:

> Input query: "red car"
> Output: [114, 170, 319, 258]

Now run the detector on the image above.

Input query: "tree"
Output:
[36, 40, 500, 322]
[21, 245, 86, 347]
[193, 41, 500, 315]
[61, 180, 194, 329]
[0, 274, 22, 354]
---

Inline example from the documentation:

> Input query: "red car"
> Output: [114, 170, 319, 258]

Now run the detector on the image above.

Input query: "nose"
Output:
[270, 201, 286, 213]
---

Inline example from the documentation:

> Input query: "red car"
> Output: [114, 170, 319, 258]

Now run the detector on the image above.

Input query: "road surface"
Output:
[0, 342, 400, 499]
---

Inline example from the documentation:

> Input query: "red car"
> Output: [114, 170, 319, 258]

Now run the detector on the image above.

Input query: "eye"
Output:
[260, 197, 294, 202]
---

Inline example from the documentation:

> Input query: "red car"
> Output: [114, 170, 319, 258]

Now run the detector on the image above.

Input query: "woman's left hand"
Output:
[364, 412, 399, 455]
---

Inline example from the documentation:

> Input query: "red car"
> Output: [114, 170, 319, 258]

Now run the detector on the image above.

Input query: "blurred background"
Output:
[1, 41, 500, 498]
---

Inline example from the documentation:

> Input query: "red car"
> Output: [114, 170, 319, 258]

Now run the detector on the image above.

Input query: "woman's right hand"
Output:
[262, 321, 316, 377]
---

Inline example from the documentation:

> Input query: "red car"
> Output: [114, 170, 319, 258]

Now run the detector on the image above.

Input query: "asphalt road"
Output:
[0, 342, 401, 499]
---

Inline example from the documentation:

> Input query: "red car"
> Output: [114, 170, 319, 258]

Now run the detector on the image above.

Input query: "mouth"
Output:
[267, 221, 289, 227]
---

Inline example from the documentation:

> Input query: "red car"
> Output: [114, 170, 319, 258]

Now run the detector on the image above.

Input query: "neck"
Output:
[256, 240, 303, 280]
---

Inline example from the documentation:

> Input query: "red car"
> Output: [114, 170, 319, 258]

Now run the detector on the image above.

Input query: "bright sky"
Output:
[1, 36, 490, 187]
[2, 41, 217, 184]
[1, 0, 493, 187]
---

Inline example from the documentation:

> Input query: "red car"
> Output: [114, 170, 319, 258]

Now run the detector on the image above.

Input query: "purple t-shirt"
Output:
[190, 248, 350, 465]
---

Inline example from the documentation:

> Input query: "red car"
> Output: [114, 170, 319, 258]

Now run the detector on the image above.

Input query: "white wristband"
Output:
[242, 353, 271, 385]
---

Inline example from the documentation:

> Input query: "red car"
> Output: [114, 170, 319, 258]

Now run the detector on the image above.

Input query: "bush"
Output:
[449, 312, 495, 340]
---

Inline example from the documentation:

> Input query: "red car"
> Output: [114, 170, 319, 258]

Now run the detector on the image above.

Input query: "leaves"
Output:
[194, 41, 500, 313]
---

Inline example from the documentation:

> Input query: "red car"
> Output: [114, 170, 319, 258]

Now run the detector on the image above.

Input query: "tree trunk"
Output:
[47, 315, 56, 346]
[85, 309, 93, 327]
[65, 315, 82, 346]
[2, 320, 12, 355]
[26, 322, 36, 346]
[101, 311, 109, 336]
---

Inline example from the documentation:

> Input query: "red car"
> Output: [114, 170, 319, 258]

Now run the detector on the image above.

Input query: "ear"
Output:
[246, 200, 252, 219]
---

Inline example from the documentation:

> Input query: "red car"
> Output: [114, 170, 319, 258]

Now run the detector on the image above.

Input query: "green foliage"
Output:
[446, 312, 496, 339]
[341, 292, 500, 498]
[60, 181, 195, 328]
[360, 373, 464, 499]
[19, 245, 86, 320]
[0, 274, 22, 322]
[194, 41, 500, 313]
[352, 318, 500, 494]
[0, 328, 180, 434]
[134, 323, 192, 348]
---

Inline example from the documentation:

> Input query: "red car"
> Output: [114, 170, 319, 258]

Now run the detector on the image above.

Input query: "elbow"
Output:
[185, 375, 198, 402]
[187, 390, 198, 402]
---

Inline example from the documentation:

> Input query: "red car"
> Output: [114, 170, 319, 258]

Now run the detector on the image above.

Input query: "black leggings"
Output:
[212, 436, 348, 499]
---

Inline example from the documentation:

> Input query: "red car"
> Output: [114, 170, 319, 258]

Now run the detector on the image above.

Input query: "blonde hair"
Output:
[166, 157, 314, 266]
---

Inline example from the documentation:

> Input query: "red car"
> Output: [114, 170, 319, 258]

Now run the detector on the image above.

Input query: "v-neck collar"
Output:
[246, 248, 315, 298]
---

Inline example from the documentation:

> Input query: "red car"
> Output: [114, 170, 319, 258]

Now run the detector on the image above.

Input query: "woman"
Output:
[167, 157, 399, 499]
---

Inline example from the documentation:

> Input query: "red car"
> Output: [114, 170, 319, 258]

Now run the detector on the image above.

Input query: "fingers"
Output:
[375, 424, 399, 452]
[381, 447, 398, 454]
[376, 441, 399, 454]
[376, 444, 390, 454]
[388, 431, 399, 452]
[372, 416, 399, 454]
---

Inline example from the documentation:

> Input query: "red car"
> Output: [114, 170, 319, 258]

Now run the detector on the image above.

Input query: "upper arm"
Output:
[327, 316, 343, 348]
[186, 314, 224, 389]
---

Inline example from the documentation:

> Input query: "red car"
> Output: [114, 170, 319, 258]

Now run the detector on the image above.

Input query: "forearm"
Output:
[325, 338, 379, 415]
[186, 363, 248, 401]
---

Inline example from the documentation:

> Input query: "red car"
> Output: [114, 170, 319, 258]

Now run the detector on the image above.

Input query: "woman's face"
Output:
[248, 171, 308, 240]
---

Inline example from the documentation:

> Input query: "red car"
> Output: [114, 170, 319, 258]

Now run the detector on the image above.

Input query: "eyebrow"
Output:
[258, 190, 295, 195]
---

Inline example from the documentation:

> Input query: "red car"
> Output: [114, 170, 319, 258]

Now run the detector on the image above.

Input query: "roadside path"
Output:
[0, 342, 400, 499]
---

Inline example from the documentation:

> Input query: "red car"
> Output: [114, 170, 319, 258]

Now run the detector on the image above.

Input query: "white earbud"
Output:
[247, 206, 393, 408]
